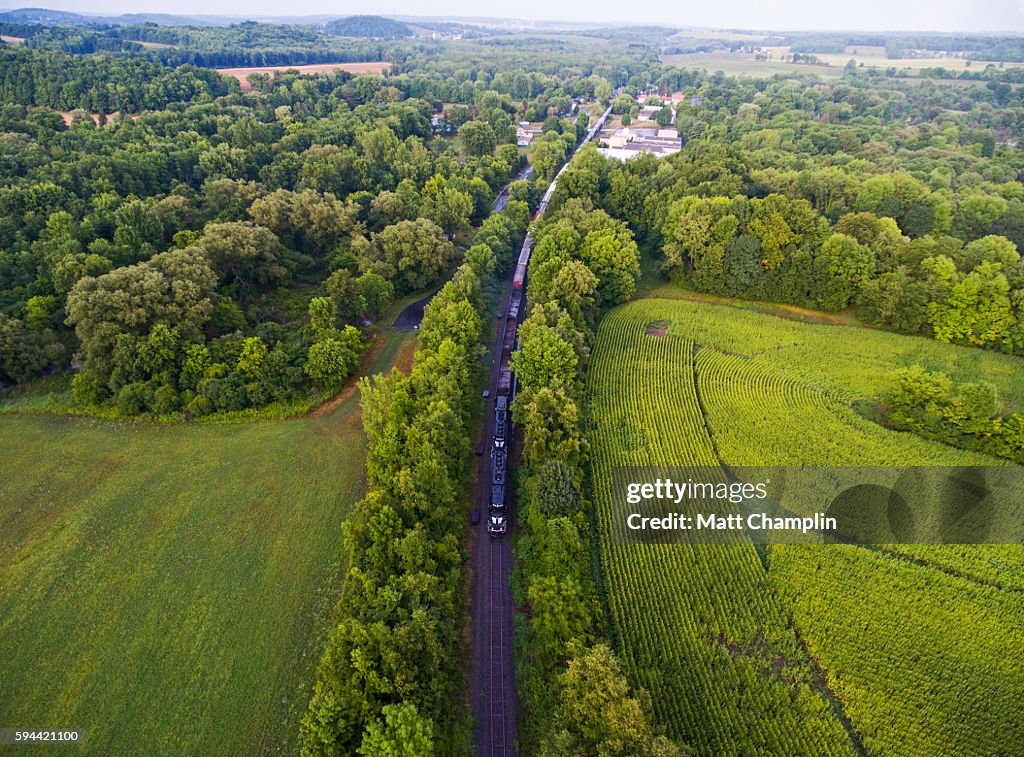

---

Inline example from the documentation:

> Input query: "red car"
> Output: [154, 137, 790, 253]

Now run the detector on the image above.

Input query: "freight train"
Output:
[487, 102, 614, 537]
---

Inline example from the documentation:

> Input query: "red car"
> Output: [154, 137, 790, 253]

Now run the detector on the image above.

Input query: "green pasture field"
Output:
[587, 296, 1024, 755]
[0, 328, 417, 754]
[660, 53, 843, 80]
[661, 50, 1024, 80]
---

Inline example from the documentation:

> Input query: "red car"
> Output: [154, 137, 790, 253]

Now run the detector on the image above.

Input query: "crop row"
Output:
[590, 299, 1024, 756]
[588, 307, 856, 755]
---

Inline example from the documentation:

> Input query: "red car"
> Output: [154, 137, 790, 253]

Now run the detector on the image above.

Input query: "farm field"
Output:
[662, 49, 1023, 78]
[661, 52, 843, 79]
[587, 297, 1024, 755]
[217, 61, 392, 91]
[0, 325, 416, 755]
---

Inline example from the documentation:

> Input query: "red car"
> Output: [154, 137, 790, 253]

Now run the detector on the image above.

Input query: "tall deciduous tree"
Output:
[363, 219, 456, 293]
[66, 247, 216, 381]
[458, 120, 497, 157]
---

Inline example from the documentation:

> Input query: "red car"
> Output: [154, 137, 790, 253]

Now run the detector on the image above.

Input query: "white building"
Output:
[598, 127, 683, 161]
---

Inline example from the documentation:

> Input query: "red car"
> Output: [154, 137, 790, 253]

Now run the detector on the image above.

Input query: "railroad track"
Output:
[470, 100, 614, 757]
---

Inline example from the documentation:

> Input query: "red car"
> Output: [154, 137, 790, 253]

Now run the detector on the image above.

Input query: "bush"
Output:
[72, 372, 110, 406]
[186, 394, 213, 417]
[116, 382, 149, 415]
[152, 384, 181, 414]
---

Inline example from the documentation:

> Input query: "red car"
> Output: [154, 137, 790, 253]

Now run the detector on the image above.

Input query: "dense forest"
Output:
[0, 48, 235, 111]
[323, 15, 413, 39]
[2, 46, 633, 419]
[9, 21, 396, 67]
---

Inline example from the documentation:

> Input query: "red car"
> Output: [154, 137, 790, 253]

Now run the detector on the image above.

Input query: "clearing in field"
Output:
[588, 297, 1024, 755]
[217, 61, 392, 91]
[644, 320, 670, 337]
[0, 328, 416, 755]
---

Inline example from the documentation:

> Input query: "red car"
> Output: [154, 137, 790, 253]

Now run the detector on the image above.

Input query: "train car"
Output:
[491, 448, 507, 486]
[517, 243, 531, 268]
[497, 364, 513, 397]
[494, 401, 507, 447]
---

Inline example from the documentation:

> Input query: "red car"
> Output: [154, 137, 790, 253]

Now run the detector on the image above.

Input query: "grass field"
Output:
[0, 327, 416, 754]
[661, 52, 843, 80]
[587, 297, 1024, 755]
[662, 48, 1024, 80]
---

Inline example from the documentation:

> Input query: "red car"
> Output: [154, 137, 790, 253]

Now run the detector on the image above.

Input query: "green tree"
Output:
[815, 232, 875, 311]
[421, 175, 472, 237]
[113, 198, 164, 258]
[365, 219, 456, 293]
[357, 703, 434, 757]
[24, 295, 57, 331]
[579, 227, 641, 307]
[528, 575, 592, 661]
[236, 336, 267, 379]
[0, 314, 63, 383]
[929, 262, 1015, 346]
[305, 325, 364, 390]
[327, 268, 368, 325]
[458, 120, 497, 157]
[513, 382, 587, 467]
[191, 222, 289, 297]
[357, 273, 395, 321]
[542, 644, 685, 757]
[309, 296, 338, 337]
[533, 460, 582, 517]
[66, 248, 216, 381]
[512, 318, 578, 392]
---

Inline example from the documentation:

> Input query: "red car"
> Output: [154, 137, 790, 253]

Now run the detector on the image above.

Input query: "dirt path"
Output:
[307, 328, 416, 418]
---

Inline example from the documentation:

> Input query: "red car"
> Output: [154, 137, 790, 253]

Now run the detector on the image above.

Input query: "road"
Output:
[493, 164, 535, 213]
[393, 290, 437, 331]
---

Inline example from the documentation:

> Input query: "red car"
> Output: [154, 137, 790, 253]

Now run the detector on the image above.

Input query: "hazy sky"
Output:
[2, 0, 1024, 32]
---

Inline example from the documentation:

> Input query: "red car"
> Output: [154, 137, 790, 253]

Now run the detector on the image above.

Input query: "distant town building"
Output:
[597, 127, 682, 161]
[516, 122, 544, 146]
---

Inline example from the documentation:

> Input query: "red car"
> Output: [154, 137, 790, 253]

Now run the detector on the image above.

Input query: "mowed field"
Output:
[662, 46, 1024, 79]
[0, 327, 417, 755]
[217, 61, 392, 91]
[587, 297, 1024, 755]
[661, 52, 843, 80]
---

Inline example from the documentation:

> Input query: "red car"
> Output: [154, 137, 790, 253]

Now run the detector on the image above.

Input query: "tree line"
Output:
[882, 365, 1024, 462]
[547, 67, 1024, 358]
[0, 47, 233, 112]
[18, 21, 395, 68]
[299, 201, 529, 755]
